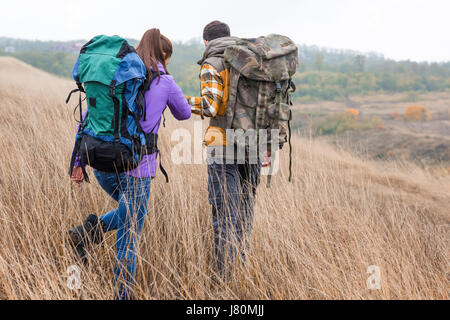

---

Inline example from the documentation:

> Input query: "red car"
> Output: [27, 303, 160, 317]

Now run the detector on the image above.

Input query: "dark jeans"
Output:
[207, 161, 261, 279]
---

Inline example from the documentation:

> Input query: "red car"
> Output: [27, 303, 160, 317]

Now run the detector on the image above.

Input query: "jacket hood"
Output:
[198, 36, 241, 65]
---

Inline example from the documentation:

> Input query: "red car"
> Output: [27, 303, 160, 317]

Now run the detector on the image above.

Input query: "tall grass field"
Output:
[0, 57, 448, 300]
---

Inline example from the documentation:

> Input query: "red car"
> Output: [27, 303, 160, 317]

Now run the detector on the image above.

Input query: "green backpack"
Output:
[67, 35, 167, 181]
[224, 34, 298, 186]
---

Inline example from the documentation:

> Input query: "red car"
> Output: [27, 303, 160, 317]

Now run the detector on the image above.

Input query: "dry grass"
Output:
[0, 57, 449, 300]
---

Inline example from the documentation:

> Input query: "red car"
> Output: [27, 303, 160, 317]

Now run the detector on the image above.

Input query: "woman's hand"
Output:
[71, 167, 84, 187]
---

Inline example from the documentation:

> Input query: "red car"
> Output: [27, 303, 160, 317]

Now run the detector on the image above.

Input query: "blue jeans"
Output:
[93, 170, 151, 300]
[207, 161, 261, 279]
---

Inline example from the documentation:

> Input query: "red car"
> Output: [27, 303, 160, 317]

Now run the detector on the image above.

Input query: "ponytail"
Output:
[136, 28, 173, 80]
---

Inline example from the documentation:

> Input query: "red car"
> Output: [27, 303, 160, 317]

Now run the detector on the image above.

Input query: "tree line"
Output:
[1, 37, 449, 101]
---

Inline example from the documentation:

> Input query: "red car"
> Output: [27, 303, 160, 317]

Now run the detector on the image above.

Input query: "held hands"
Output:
[71, 166, 84, 187]
[262, 151, 273, 168]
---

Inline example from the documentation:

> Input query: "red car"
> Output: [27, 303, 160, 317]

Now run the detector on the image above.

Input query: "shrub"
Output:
[392, 110, 402, 120]
[372, 116, 386, 130]
[346, 108, 360, 119]
[313, 112, 374, 135]
[405, 105, 432, 122]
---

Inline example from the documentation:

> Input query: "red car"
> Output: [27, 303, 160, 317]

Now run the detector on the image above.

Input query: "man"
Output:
[186, 21, 270, 279]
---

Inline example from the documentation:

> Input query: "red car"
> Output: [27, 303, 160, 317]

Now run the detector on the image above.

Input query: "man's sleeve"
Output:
[186, 64, 224, 118]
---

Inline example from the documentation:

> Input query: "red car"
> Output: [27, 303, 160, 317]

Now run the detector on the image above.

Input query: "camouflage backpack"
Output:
[223, 34, 298, 185]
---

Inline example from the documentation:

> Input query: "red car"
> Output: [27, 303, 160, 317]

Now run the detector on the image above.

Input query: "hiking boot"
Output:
[68, 214, 107, 264]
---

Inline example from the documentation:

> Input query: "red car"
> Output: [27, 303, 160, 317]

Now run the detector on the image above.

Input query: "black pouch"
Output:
[79, 134, 139, 173]
[144, 132, 159, 155]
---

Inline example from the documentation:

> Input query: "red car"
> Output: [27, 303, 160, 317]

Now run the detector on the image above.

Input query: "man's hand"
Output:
[262, 151, 272, 168]
[71, 166, 84, 187]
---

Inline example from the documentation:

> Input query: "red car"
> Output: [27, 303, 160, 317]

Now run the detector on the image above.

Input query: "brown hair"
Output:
[136, 28, 173, 79]
[203, 21, 230, 42]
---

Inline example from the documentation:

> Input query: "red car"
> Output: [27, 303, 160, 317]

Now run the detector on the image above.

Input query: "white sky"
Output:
[1, 0, 449, 62]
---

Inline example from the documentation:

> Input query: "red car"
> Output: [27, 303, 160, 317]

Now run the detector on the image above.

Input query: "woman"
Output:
[68, 29, 191, 300]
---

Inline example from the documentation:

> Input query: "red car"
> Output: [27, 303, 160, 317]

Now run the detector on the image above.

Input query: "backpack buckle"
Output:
[76, 82, 85, 93]
[275, 82, 282, 93]
[109, 81, 117, 97]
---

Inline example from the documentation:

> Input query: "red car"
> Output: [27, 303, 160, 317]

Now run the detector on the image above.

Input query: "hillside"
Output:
[1, 37, 450, 101]
[293, 92, 450, 167]
[0, 57, 448, 300]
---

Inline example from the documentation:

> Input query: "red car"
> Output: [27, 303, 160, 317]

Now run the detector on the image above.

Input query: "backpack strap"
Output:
[68, 136, 90, 183]
[149, 108, 169, 183]
[266, 82, 283, 188]
[66, 82, 86, 124]
[287, 80, 296, 183]
[109, 81, 121, 144]
[158, 150, 169, 183]
[288, 109, 293, 183]
[68, 138, 80, 177]
[273, 82, 282, 130]
[109, 81, 122, 175]
[156, 107, 169, 183]
[267, 79, 296, 187]
[65, 82, 85, 103]
[140, 71, 159, 122]
[67, 82, 90, 183]
[162, 108, 167, 128]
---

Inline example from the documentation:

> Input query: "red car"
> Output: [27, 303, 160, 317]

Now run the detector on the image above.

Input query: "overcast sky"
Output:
[1, 0, 449, 62]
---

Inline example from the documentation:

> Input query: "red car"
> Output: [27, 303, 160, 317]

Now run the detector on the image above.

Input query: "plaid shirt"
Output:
[186, 64, 224, 118]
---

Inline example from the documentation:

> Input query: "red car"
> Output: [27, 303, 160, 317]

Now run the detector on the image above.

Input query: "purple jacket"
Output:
[126, 63, 191, 178]
[74, 62, 191, 179]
